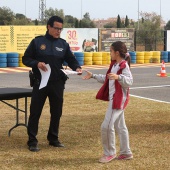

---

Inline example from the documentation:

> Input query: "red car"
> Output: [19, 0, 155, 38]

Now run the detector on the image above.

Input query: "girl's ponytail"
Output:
[125, 53, 131, 68]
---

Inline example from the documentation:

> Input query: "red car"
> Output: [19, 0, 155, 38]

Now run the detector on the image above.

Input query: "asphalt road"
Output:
[0, 65, 170, 103]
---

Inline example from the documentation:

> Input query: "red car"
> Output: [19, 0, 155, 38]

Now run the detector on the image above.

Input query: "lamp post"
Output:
[81, 0, 82, 19]
[25, 0, 26, 17]
[160, 0, 161, 18]
[137, 0, 139, 30]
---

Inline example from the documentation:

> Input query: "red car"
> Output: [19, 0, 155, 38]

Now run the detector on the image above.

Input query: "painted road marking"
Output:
[0, 63, 170, 73]
[130, 85, 170, 104]
[130, 85, 170, 89]
[130, 94, 170, 104]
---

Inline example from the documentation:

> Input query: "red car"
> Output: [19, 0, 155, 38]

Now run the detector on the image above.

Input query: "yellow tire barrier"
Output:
[93, 61, 102, 65]
[19, 62, 26, 67]
[136, 59, 144, 64]
[152, 51, 161, 63]
[144, 51, 152, 63]
[84, 52, 93, 57]
[136, 52, 144, 56]
[152, 51, 161, 56]
[84, 57, 92, 62]
[84, 52, 93, 62]
[84, 61, 93, 65]
[92, 52, 102, 64]
[150, 56, 160, 63]
[102, 52, 110, 60]
[92, 52, 102, 57]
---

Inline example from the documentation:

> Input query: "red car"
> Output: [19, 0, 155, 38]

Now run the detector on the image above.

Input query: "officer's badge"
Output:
[40, 44, 46, 50]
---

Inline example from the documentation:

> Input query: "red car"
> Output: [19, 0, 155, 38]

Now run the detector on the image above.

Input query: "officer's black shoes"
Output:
[28, 142, 64, 151]
[28, 145, 40, 152]
[49, 141, 64, 147]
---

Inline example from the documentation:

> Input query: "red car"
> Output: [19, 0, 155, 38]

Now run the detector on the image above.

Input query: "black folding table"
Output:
[0, 88, 32, 136]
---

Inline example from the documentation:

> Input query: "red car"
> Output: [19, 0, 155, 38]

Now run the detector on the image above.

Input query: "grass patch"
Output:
[0, 90, 170, 170]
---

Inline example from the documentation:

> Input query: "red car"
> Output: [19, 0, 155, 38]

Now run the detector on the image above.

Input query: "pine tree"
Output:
[125, 15, 129, 27]
[117, 15, 122, 28]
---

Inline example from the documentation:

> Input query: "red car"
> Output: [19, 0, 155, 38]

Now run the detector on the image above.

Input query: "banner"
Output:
[100, 28, 135, 51]
[1, 26, 136, 53]
[61, 28, 98, 52]
[0, 26, 46, 53]
[13, 26, 46, 52]
[0, 26, 11, 52]
[166, 30, 170, 51]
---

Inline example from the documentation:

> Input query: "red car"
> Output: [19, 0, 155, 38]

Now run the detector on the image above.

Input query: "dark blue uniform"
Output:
[22, 31, 81, 146]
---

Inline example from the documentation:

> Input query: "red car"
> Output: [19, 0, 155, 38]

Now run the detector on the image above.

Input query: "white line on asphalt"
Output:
[130, 94, 170, 104]
[130, 85, 170, 89]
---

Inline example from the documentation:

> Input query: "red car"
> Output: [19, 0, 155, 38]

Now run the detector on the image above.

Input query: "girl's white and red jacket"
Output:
[93, 60, 133, 109]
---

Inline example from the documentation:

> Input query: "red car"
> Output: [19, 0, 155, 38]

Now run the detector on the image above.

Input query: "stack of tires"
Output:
[84, 52, 93, 65]
[168, 51, 170, 62]
[0, 53, 7, 68]
[74, 52, 84, 66]
[144, 51, 152, 63]
[136, 51, 144, 64]
[7, 52, 19, 67]
[129, 51, 136, 64]
[19, 53, 26, 67]
[161, 51, 168, 63]
[92, 52, 102, 65]
[102, 52, 110, 65]
[151, 51, 160, 63]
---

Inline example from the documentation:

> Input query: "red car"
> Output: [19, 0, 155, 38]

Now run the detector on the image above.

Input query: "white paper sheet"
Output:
[39, 64, 51, 89]
[61, 69, 79, 75]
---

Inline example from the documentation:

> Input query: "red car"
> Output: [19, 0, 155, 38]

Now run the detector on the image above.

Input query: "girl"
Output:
[82, 41, 133, 163]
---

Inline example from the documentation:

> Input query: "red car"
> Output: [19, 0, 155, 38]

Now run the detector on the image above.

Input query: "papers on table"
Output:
[38, 64, 51, 89]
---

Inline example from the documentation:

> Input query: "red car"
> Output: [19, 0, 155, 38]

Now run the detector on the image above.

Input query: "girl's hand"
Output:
[107, 73, 119, 80]
[82, 70, 93, 80]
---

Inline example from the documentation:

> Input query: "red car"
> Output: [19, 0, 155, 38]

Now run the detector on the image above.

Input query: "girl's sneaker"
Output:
[99, 154, 116, 163]
[117, 154, 133, 160]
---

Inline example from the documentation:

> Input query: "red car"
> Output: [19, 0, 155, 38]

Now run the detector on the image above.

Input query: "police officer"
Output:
[22, 16, 82, 152]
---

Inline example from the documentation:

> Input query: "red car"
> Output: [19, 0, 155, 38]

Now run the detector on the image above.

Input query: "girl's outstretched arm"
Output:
[82, 70, 106, 84]
[82, 70, 92, 80]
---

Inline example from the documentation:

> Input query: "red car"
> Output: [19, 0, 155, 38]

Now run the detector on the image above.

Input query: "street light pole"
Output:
[160, 0, 161, 18]
[81, 0, 82, 19]
[25, 0, 26, 17]
[138, 0, 139, 30]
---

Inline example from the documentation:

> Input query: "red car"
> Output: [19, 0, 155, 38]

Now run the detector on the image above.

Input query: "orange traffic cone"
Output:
[160, 60, 167, 77]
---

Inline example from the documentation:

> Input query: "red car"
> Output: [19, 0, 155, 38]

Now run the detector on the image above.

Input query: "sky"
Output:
[0, 0, 170, 22]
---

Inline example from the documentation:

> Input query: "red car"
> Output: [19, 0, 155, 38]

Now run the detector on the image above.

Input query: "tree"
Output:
[12, 18, 30, 25]
[136, 12, 163, 51]
[35, 19, 39, 25]
[125, 15, 129, 27]
[79, 20, 82, 28]
[117, 15, 122, 28]
[103, 22, 116, 28]
[65, 15, 76, 28]
[75, 19, 79, 28]
[80, 12, 95, 28]
[44, 8, 65, 24]
[16, 13, 25, 20]
[0, 7, 15, 25]
[12, 13, 31, 25]
[83, 13, 90, 20]
[165, 20, 170, 30]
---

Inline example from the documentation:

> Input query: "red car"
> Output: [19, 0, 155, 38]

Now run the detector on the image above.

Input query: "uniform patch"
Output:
[56, 47, 63, 52]
[40, 44, 46, 50]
